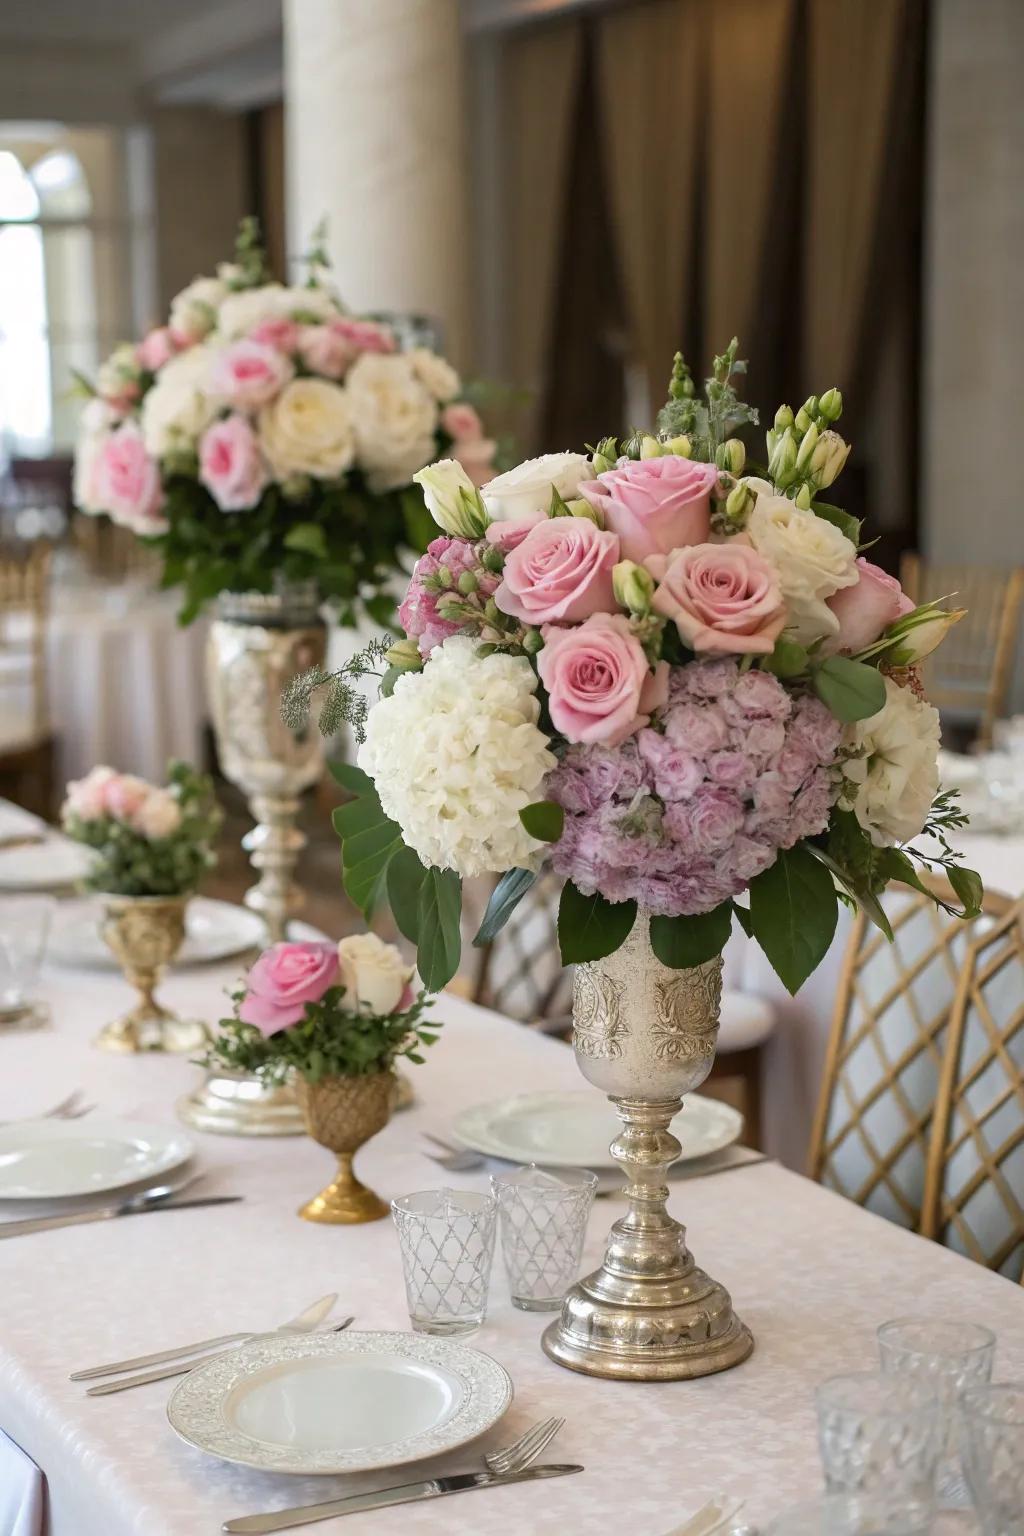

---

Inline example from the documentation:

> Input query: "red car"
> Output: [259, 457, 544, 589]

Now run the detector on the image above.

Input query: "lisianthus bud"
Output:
[819, 387, 843, 422]
[591, 436, 618, 474]
[612, 559, 655, 615]
[385, 637, 422, 672]
[774, 404, 795, 431]
[809, 430, 850, 490]
[796, 422, 819, 471]
[522, 627, 544, 655]
[793, 483, 813, 509]
[413, 458, 490, 538]
[725, 482, 755, 523]
[663, 434, 693, 458]
[794, 407, 813, 434]
[480, 544, 505, 574]
[769, 427, 798, 485]
[567, 496, 604, 526]
[886, 607, 965, 664]
[640, 434, 664, 460]
[716, 438, 746, 475]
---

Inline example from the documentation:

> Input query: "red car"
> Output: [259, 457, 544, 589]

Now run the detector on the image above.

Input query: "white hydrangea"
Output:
[747, 492, 858, 645]
[358, 637, 556, 878]
[839, 677, 940, 846]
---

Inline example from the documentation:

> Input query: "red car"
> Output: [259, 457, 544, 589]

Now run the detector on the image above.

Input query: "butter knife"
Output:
[222, 1463, 584, 1533]
[0, 1195, 241, 1240]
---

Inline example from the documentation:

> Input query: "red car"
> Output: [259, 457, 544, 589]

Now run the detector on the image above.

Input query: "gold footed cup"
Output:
[98, 895, 210, 1054]
[542, 912, 753, 1381]
[295, 1072, 393, 1224]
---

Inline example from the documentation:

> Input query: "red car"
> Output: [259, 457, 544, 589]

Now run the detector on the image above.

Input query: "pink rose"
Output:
[580, 455, 719, 562]
[826, 557, 913, 653]
[93, 424, 166, 533]
[485, 515, 543, 552]
[537, 613, 653, 746]
[297, 323, 353, 379]
[495, 518, 619, 625]
[137, 327, 177, 373]
[452, 436, 498, 487]
[238, 942, 340, 1037]
[334, 317, 395, 354]
[209, 339, 293, 409]
[650, 542, 787, 655]
[104, 774, 150, 822]
[442, 402, 483, 441]
[249, 317, 300, 353]
[199, 415, 269, 512]
[63, 765, 117, 822]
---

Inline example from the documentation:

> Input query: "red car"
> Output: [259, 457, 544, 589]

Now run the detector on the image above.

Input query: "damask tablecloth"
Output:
[2, 952, 1023, 1536]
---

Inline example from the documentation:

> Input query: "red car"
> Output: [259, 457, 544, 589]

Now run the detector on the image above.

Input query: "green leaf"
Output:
[806, 843, 894, 941]
[417, 868, 463, 990]
[557, 884, 636, 964]
[387, 845, 429, 944]
[518, 801, 565, 844]
[811, 655, 886, 723]
[473, 868, 538, 947]
[749, 845, 839, 995]
[283, 522, 329, 559]
[947, 864, 984, 919]
[731, 901, 753, 937]
[811, 500, 862, 546]
[329, 761, 377, 797]
[341, 820, 403, 916]
[649, 903, 733, 968]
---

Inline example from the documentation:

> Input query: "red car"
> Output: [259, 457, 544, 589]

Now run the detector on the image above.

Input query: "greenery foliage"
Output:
[67, 762, 221, 898]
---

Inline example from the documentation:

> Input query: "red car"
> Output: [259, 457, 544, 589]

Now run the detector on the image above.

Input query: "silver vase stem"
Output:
[241, 792, 305, 943]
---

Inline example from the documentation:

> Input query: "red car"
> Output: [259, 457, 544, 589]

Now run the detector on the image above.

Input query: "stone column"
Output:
[283, 0, 470, 366]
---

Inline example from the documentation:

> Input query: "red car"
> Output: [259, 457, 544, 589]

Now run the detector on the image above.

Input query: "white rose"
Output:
[346, 353, 438, 492]
[413, 458, 488, 537]
[482, 452, 595, 522]
[169, 276, 226, 342]
[407, 347, 460, 402]
[133, 789, 182, 841]
[336, 932, 413, 1015]
[747, 493, 858, 644]
[217, 282, 339, 339]
[97, 343, 142, 401]
[140, 345, 217, 458]
[258, 377, 355, 480]
[839, 677, 940, 847]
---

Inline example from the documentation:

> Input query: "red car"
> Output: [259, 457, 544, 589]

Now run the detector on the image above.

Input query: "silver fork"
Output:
[484, 1416, 564, 1475]
[420, 1133, 485, 1172]
[0, 1090, 94, 1126]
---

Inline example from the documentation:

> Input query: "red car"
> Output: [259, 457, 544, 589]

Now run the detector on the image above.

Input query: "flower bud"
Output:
[768, 426, 798, 483]
[591, 437, 618, 474]
[640, 434, 664, 460]
[437, 564, 454, 589]
[725, 482, 755, 523]
[385, 637, 422, 673]
[612, 559, 655, 615]
[809, 429, 850, 490]
[456, 569, 479, 595]
[484, 598, 501, 625]
[522, 627, 544, 655]
[802, 395, 820, 419]
[281, 473, 312, 502]
[663, 434, 693, 459]
[819, 387, 843, 422]
[567, 496, 604, 526]
[774, 404, 795, 431]
[413, 458, 490, 538]
[716, 438, 746, 475]
[796, 422, 819, 471]
[793, 482, 813, 510]
[475, 642, 498, 659]
[480, 544, 505, 574]
[794, 406, 813, 435]
[887, 607, 965, 664]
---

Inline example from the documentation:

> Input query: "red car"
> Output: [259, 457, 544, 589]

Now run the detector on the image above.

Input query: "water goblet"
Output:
[0, 895, 54, 1029]
[492, 1163, 597, 1311]
[391, 1187, 497, 1336]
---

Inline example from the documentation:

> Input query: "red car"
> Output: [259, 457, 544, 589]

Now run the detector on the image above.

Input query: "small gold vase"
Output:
[97, 894, 210, 1054]
[294, 1072, 393, 1224]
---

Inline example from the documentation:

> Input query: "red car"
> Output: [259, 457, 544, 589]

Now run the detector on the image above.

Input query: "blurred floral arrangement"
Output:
[290, 340, 981, 996]
[61, 761, 221, 897]
[206, 933, 438, 1083]
[72, 219, 495, 623]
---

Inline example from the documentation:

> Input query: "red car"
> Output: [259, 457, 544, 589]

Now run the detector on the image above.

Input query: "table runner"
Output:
[2, 955, 1022, 1535]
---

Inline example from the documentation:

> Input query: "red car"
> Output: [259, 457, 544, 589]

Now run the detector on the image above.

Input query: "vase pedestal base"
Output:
[299, 1154, 389, 1225]
[177, 1069, 305, 1136]
[96, 1010, 209, 1055]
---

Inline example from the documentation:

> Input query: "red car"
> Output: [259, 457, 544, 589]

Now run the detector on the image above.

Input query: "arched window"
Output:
[0, 151, 50, 454]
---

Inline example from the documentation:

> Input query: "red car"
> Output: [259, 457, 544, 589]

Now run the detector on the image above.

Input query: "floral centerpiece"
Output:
[208, 934, 437, 1223]
[62, 762, 221, 1053]
[72, 219, 495, 624]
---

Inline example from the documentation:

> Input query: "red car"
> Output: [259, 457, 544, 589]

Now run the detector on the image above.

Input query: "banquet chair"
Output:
[0, 544, 54, 818]
[900, 554, 1024, 749]
[471, 873, 777, 1147]
[808, 880, 1011, 1230]
[921, 902, 1024, 1280]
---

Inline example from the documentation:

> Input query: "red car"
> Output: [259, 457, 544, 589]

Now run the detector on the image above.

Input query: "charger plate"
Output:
[167, 1331, 513, 1475]
[0, 1118, 194, 1200]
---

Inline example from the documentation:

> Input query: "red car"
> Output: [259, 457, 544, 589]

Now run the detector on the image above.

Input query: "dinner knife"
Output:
[222, 1463, 584, 1533]
[0, 1196, 242, 1239]
[86, 1318, 354, 1396]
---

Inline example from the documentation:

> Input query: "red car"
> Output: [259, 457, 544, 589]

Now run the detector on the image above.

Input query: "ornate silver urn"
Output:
[542, 913, 753, 1381]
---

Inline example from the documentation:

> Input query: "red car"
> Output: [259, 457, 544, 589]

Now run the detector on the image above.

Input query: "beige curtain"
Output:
[704, 0, 796, 356]
[501, 21, 583, 449]
[595, 0, 703, 419]
[803, 0, 905, 388]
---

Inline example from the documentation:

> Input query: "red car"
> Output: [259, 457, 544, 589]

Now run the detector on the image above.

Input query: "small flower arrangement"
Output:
[61, 761, 221, 897]
[207, 933, 438, 1084]
[73, 219, 495, 624]
[294, 340, 980, 998]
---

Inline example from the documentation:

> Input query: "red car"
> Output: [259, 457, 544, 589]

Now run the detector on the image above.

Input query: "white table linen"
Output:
[0, 1428, 44, 1536]
[2, 953, 1023, 1536]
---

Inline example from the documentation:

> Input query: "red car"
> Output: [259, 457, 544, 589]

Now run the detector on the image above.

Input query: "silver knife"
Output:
[0, 1196, 241, 1240]
[72, 1292, 339, 1381]
[223, 1464, 584, 1533]
[86, 1317, 354, 1396]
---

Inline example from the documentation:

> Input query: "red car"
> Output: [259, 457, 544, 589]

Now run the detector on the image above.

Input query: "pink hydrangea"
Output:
[546, 658, 842, 916]
[398, 536, 498, 658]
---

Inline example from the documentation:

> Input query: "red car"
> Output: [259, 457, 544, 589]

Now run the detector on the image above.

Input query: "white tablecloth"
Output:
[2, 952, 1023, 1536]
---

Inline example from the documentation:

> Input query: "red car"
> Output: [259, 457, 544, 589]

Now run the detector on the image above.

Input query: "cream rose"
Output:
[346, 353, 438, 493]
[482, 452, 595, 523]
[336, 932, 413, 1015]
[407, 347, 460, 402]
[217, 282, 338, 340]
[258, 378, 355, 480]
[747, 494, 858, 644]
[839, 678, 940, 846]
[169, 276, 226, 342]
[140, 345, 218, 458]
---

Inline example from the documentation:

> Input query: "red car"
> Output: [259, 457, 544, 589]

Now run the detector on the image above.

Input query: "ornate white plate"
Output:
[452, 1089, 742, 1169]
[0, 839, 93, 892]
[48, 897, 266, 969]
[0, 1118, 194, 1200]
[167, 1331, 513, 1475]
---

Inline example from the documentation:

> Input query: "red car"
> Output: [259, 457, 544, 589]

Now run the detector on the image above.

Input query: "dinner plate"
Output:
[452, 1089, 743, 1169]
[48, 897, 266, 969]
[0, 1118, 194, 1200]
[167, 1330, 513, 1475]
[0, 839, 93, 892]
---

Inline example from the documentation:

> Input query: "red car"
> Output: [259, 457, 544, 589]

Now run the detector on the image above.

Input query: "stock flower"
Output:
[336, 933, 413, 1015]
[495, 517, 619, 625]
[93, 423, 165, 533]
[537, 613, 661, 747]
[580, 455, 718, 562]
[746, 494, 858, 644]
[238, 942, 340, 1036]
[399, 535, 495, 656]
[839, 677, 940, 846]
[825, 558, 913, 653]
[208, 339, 294, 410]
[481, 452, 594, 523]
[346, 353, 437, 492]
[649, 542, 787, 655]
[258, 378, 355, 480]
[358, 637, 556, 878]
[199, 415, 269, 511]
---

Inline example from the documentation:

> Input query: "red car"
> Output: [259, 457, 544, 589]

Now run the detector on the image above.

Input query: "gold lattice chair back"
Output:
[922, 903, 1024, 1279]
[901, 554, 1024, 748]
[809, 880, 1010, 1229]
[0, 543, 51, 746]
[473, 871, 572, 1030]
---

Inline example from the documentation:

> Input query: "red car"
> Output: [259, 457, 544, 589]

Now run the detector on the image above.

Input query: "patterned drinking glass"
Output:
[765, 1492, 933, 1535]
[491, 1164, 597, 1311]
[961, 1383, 1024, 1536]
[878, 1316, 996, 1506]
[815, 1373, 943, 1530]
[391, 1188, 497, 1337]
[0, 896, 54, 1028]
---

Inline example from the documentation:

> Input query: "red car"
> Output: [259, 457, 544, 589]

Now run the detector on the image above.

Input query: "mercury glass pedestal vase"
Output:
[542, 913, 753, 1381]
[294, 1071, 393, 1224]
[98, 895, 209, 1054]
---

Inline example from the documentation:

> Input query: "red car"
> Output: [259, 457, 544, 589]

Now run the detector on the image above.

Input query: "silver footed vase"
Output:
[542, 912, 753, 1381]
